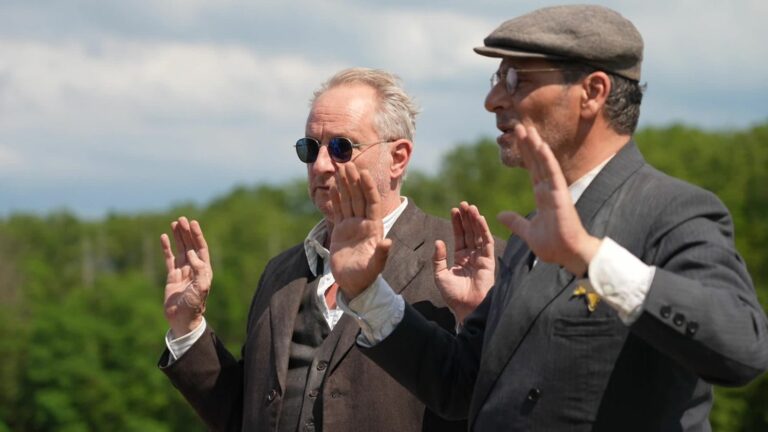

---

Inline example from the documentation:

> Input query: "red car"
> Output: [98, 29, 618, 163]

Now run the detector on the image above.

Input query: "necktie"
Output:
[325, 282, 339, 309]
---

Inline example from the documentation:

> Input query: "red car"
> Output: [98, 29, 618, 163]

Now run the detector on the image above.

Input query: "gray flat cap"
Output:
[474, 5, 643, 81]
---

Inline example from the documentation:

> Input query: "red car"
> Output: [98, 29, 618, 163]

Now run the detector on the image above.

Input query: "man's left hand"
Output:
[497, 124, 601, 276]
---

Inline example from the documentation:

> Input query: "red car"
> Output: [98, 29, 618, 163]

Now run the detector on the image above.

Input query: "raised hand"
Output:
[329, 163, 392, 300]
[160, 217, 213, 338]
[433, 202, 496, 323]
[497, 124, 601, 276]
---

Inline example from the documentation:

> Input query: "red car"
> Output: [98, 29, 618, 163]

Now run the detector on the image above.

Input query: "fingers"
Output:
[473, 211, 495, 256]
[515, 124, 568, 191]
[372, 238, 392, 271]
[344, 164, 366, 217]
[189, 220, 210, 264]
[433, 240, 449, 275]
[515, 124, 544, 184]
[160, 233, 175, 273]
[498, 211, 530, 239]
[178, 217, 195, 254]
[335, 164, 355, 218]
[171, 220, 186, 266]
[360, 169, 383, 221]
[186, 249, 210, 281]
[334, 163, 381, 220]
[452, 202, 491, 253]
[450, 207, 466, 251]
[329, 184, 343, 225]
[168, 217, 210, 268]
[458, 202, 477, 250]
[527, 126, 569, 191]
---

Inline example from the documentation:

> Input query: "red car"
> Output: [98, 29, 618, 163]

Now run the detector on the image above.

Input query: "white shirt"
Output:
[164, 197, 411, 363]
[340, 158, 656, 347]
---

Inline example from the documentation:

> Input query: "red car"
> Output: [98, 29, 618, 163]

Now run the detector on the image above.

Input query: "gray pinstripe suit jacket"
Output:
[364, 141, 768, 431]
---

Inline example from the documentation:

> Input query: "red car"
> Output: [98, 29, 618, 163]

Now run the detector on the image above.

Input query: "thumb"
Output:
[497, 211, 529, 239]
[372, 238, 392, 271]
[433, 240, 448, 275]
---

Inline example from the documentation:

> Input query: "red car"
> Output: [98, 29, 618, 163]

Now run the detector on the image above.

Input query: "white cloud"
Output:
[355, 9, 493, 79]
[0, 0, 766, 217]
[0, 37, 346, 188]
[0, 38, 343, 130]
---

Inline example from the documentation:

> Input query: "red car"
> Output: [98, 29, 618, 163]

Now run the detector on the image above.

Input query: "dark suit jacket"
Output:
[365, 142, 768, 431]
[160, 201, 487, 432]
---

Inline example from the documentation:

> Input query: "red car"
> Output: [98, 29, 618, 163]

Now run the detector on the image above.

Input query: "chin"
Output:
[313, 199, 333, 219]
[499, 149, 523, 168]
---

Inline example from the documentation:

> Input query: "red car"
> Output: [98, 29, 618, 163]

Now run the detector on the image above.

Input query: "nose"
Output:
[309, 144, 336, 175]
[484, 78, 509, 113]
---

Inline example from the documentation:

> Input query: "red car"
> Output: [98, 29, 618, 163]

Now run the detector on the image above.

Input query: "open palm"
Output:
[433, 202, 496, 323]
[161, 217, 213, 337]
[329, 164, 392, 300]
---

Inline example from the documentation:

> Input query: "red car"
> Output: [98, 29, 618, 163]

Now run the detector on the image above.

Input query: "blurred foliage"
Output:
[0, 122, 766, 431]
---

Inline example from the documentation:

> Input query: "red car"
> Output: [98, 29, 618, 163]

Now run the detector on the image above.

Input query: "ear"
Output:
[579, 71, 611, 121]
[389, 139, 413, 179]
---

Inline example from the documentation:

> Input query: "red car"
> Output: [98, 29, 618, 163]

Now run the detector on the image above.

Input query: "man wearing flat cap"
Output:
[327, 4, 768, 431]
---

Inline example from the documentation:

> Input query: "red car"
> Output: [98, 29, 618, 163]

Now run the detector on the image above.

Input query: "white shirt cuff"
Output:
[164, 317, 207, 364]
[337, 274, 404, 347]
[587, 237, 655, 325]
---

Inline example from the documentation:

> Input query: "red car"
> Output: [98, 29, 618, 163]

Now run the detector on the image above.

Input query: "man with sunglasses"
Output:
[157, 68, 492, 432]
[329, 5, 768, 431]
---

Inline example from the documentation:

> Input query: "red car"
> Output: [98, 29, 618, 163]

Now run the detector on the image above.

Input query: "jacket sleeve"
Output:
[361, 288, 491, 419]
[159, 326, 244, 432]
[630, 187, 768, 386]
[158, 255, 279, 432]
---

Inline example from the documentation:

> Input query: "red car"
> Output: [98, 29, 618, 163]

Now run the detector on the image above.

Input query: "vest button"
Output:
[308, 390, 319, 399]
[266, 389, 277, 402]
[316, 361, 328, 371]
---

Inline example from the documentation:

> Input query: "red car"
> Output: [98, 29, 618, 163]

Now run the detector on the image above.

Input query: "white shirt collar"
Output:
[568, 155, 614, 203]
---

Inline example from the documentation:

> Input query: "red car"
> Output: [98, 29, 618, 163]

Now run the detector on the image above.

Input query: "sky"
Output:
[1, 0, 766, 218]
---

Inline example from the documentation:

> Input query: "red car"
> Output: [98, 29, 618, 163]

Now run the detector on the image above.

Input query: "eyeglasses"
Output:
[295, 137, 389, 163]
[490, 67, 567, 95]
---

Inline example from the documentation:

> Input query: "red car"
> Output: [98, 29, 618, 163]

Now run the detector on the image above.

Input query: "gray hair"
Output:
[311, 68, 420, 141]
[562, 65, 645, 135]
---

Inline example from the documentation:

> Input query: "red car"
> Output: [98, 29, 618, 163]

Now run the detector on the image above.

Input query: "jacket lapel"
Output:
[469, 141, 646, 422]
[327, 201, 428, 373]
[269, 253, 313, 393]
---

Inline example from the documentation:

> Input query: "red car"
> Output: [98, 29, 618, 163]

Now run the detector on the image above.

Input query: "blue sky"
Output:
[1, 0, 766, 218]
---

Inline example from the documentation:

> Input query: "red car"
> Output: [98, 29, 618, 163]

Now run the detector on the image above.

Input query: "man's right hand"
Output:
[329, 163, 392, 301]
[161, 217, 213, 338]
[433, 202, 496, 323]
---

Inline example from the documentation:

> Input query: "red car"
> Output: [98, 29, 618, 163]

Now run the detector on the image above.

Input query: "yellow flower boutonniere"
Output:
[572, 284, 601, 313]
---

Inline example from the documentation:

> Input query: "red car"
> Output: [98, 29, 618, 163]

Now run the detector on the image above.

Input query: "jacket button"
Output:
[660, 305, 672, 318]
[331, 391, 341, 399]
[686, 321, 699, 336]
[316, 361, 328, 371]
[527, 388, 541, 402]
[673, 313, 686, 326]
[266, 389, 277, 402]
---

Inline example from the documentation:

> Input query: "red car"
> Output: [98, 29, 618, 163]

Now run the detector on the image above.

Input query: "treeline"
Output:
[1, 122, 766, 431]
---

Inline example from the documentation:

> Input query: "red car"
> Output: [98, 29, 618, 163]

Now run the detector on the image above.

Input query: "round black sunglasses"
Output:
[295, 137, 388, 163]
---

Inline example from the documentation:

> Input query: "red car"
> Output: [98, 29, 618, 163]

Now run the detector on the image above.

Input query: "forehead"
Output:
[305, 84, 379, 140]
